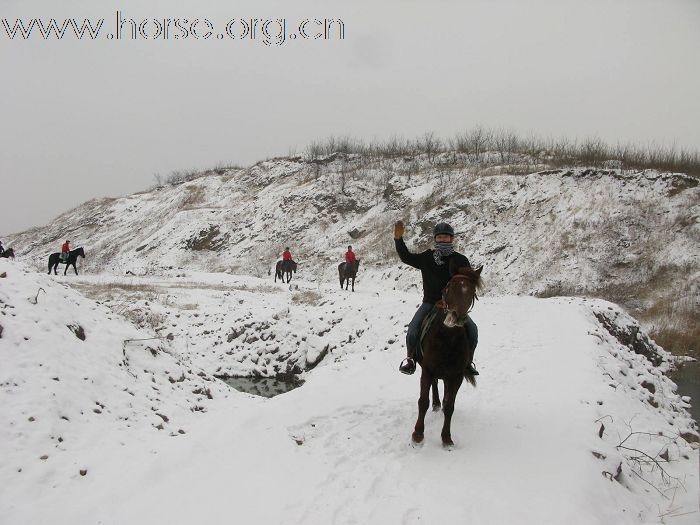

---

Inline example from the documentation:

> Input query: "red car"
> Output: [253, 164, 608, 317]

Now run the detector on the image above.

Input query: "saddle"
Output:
[416, 307, 439, 362]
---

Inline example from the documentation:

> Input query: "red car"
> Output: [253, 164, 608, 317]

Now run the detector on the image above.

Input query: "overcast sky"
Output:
[1, 0, 699, 235]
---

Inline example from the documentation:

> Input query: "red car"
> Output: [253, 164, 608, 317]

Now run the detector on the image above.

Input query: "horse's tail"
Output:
[464, 372, 477, 388]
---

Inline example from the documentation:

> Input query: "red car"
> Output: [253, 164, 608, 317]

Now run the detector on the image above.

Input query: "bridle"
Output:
[438, 274, 478, 325]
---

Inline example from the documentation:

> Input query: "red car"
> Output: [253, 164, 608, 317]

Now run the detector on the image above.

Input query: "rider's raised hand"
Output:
[394, 221, 405, 240]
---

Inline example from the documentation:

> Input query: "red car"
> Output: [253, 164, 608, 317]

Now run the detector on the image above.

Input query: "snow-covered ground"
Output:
[1, 258, 698, 524]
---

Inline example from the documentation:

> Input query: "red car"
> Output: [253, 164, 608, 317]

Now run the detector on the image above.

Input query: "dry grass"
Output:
[72, 282, 161, 300]
[182, 185, 206, 209]
[640, 288, 699, 359]
[292, 290, 323, 306]
[304, 127, 700, 176]
[648, 323, 699, 360]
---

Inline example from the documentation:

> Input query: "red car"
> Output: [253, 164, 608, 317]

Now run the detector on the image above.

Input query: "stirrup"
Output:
[399, 357, 416, 375]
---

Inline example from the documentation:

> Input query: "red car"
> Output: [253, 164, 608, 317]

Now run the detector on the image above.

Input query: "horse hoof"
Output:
[442, 439, 454, 449]
[432, 404, 441, 412]
[411, 432, 424, 444]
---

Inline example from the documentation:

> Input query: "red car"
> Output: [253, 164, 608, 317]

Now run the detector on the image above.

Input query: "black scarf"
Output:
[433, 242, 454, 265]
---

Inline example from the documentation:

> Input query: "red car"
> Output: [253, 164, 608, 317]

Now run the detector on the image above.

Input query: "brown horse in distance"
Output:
[338, 259, 360, 291]
[275, 260, 297, 283]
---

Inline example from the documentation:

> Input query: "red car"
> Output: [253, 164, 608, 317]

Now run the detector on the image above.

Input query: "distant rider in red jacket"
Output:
[61, 240, 70, 263]
[282, 247, 293, 262]
[345, 245, 356, 267]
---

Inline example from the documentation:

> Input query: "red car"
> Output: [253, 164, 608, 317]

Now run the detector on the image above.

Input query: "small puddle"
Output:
[669, 361, 699, 424]
[219, 376, 304, 398]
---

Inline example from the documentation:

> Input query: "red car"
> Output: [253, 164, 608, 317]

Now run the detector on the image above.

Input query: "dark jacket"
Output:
[395, 237, 471, 304]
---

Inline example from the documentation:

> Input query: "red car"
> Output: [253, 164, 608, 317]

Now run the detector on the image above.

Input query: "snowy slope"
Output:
[5, 156, 698, 303]
[0, 259, 698, 524]
[0, 259, 231, 496]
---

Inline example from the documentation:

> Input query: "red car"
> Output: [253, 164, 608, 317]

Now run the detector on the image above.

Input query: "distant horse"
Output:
[412, 264, 482, 448]
[0, 248, 15, 259]
[48, 247, 85, 276]
[275, 260, 297, 283]
[338, 259, 361, 291]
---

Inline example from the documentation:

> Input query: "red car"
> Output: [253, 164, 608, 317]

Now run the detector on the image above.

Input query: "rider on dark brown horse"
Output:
[394, 221, 479, 376]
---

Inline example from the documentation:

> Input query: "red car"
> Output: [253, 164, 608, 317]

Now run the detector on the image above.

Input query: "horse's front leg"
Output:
[351, 277, 355, 292]
[431, 379, 441, 411]
[73, 263, 78, 275]
[441, 377, 463, 448]
[412, 370, 431, 443]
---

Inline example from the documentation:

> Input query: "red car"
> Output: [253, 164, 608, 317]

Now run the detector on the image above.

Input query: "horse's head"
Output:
[77, 247, 85, 258]
[4, 248, 15, 259]
[292, 261, 297, 273]
[441, 266, 482, 328]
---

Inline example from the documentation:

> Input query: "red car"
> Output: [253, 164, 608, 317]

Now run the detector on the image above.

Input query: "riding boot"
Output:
[399, 346, 417, 375]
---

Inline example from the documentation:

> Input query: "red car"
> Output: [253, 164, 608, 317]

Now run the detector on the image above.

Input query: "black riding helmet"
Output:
[433, 223, 454, 238]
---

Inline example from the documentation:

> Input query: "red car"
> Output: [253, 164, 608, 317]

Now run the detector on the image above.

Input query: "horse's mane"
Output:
[454, 265, 483, 290]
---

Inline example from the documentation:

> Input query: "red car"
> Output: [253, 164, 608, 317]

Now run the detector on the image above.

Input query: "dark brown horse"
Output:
[275, 260, 297, 283]
[338, 259, 361, 291]
[48, 247, 85, 276]
[0, 248, 14, 259]
[412, 264, 483, 448]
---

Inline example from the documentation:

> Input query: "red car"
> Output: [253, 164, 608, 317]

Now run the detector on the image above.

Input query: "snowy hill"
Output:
[0, 258, 698, 524]
[0, 259, 231, 492]
[6, 154, 699, 356]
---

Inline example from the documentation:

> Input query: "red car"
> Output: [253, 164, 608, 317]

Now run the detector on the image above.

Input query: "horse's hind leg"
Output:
[351, 277, 355, 292]
[412, 371, 431, 444]
[431, 379, 441, 411]
[440, 378, 463, 448]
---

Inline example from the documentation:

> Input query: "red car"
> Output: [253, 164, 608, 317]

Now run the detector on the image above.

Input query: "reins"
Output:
[438, 274, 479, 325]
